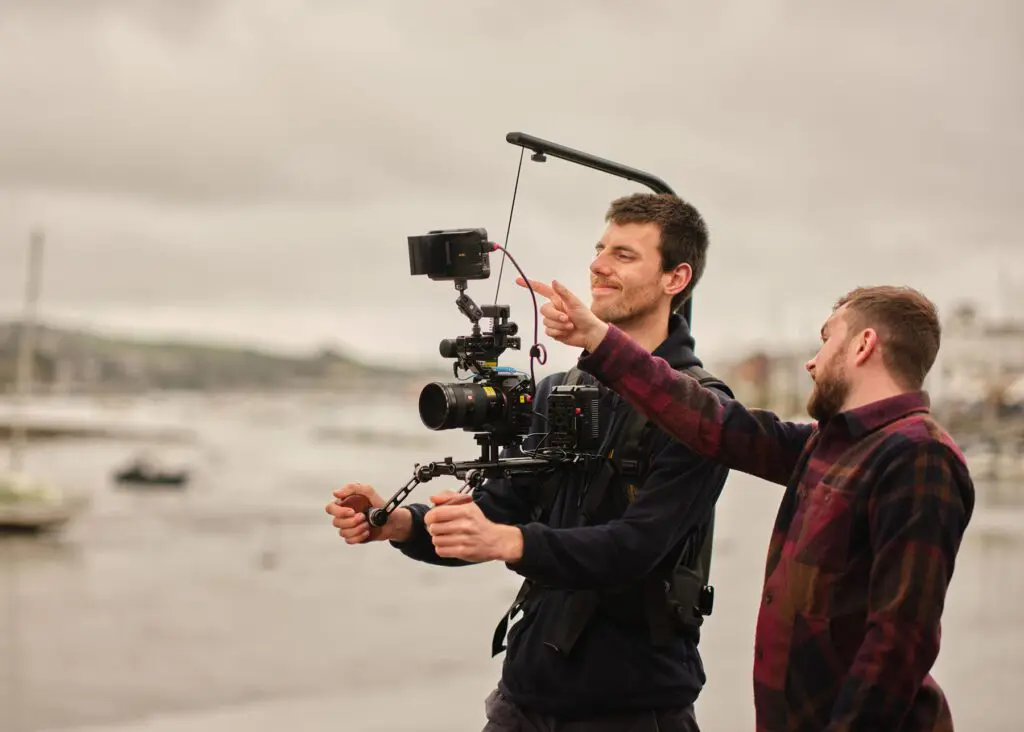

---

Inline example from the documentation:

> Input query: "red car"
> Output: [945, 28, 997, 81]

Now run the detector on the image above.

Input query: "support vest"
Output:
[492, 364, 733, 658]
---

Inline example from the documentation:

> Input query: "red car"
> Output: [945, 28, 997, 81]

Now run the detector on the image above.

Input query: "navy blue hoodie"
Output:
[391, 314, 731, 718]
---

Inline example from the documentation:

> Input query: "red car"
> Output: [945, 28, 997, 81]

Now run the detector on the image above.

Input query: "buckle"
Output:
[620, 458, 640, 475]
[698, 585, 715, 616]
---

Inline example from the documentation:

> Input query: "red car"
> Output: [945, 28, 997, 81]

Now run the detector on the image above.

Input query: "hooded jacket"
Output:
[392, 313, 731, 718]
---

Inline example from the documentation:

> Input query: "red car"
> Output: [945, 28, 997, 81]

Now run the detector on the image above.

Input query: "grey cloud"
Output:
[0, 0, 1021, 364]
[1, 0, 1020, 211]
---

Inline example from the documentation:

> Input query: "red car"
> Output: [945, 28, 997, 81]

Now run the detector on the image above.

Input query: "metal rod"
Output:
[504, 132, 693, 327]
[9, 229, 44, 475]
[505, 132, 676, 195]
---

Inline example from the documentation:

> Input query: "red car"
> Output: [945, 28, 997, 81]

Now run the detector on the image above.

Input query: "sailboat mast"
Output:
[9, 229, 44, 475]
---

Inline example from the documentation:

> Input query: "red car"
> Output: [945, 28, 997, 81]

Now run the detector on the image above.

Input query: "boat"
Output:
[0, 470, 90, 534]
[112, 457, 191, 488]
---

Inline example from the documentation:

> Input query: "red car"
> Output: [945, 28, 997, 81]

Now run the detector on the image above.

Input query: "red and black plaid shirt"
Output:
[579, 325, 975, 732]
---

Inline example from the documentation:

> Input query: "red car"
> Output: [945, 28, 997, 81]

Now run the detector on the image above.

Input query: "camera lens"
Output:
[418, 381, 503, 431]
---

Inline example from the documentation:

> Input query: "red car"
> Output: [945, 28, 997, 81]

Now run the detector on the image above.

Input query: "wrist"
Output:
[385, 507, 414, 543]
[497, 525, 524, 563]
[585, 322, 610, 353]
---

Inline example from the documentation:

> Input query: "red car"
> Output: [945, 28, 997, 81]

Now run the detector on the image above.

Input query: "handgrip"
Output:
[337, 494, 382, 542]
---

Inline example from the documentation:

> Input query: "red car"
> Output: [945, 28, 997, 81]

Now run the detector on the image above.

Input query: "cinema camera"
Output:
[337, 132, 689, 535]
[337, 226, 602, 532]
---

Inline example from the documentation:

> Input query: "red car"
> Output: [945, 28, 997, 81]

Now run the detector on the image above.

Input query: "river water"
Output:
[0, 390, 1020, 732]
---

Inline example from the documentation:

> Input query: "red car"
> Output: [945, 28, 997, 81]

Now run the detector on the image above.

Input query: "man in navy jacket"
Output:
[326, 193, 731, 731]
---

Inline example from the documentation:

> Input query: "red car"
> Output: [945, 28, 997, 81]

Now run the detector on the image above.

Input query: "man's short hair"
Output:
[834, 285, 941, 390]
[605, 193, 709, 313]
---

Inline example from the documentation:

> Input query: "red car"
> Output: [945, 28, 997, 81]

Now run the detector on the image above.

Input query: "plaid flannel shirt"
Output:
[579, 325, 975, 732]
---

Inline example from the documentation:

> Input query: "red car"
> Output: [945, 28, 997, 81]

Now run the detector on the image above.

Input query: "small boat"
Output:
[0, 471, 90, 533]
[113, 458, 190, 488]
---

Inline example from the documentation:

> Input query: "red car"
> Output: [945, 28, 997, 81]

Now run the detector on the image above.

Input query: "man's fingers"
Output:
[424, 504, 472, 525]
[541, 313, 574, 331]
[342, 527, 371, 544]
[430, 492, 472, 508]
[326, 503, 356, 518]
[332, 513, 365, 530]
[539, 302, 570, 323]
[429, 490, 463, 506]
[431, 535, 469, 549]
[332, 485, 354, 500]
[426, 518, 474, 536]
[333, 482, 372, 500]
[515, 277, 556, 300]
[434, 543, 468, 558]
[552, 280, 585, 310]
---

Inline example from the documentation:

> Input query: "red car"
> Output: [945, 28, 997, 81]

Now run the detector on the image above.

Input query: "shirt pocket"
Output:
[785, 482, 856, 619]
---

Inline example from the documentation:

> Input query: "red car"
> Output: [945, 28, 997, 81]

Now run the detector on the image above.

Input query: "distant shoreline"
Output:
[0, 318, 446, 394]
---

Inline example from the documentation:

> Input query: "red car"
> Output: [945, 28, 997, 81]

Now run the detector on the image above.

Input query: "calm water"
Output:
[0, 391, 1020, 732]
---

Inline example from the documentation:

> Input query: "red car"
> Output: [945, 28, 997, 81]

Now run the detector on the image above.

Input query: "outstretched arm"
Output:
[580, 324, 812, 486]
[520, 277, 814, 486]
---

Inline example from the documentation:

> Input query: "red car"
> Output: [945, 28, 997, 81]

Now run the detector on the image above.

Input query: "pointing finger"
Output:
[516, 277, 556, 300]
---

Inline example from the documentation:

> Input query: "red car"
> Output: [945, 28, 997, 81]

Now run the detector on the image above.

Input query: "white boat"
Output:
[0, 470, 89, 533]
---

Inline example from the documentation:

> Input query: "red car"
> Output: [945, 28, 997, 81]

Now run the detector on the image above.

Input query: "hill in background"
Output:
[0, 320, 441, 394]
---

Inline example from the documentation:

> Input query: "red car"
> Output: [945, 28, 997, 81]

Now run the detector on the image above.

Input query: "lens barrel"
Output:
[418, 381, 504, 431]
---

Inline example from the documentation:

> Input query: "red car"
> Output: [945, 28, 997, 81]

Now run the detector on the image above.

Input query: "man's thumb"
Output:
[430, 490, 470, 506]
[552, 280, 583, 310]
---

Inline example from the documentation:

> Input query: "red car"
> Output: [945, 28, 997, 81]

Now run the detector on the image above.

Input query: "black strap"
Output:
[493, 367, 589, 657]
[561, 367, 585, 387]
[491, 579, 535, 656]
[673, 365, 731, 587]
[655, 366, 732, 630]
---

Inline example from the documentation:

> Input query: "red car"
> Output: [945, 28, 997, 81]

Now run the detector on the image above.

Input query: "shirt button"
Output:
[755, 646, 764, 660]
[764, 591, 773, 605]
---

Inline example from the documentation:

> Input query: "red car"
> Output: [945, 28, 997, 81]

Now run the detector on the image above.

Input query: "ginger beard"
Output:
[807, 341, 852, 422]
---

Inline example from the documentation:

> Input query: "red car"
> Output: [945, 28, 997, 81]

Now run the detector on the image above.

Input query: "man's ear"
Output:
[852, 328, 880, 366]
[663, 262, 692, 297]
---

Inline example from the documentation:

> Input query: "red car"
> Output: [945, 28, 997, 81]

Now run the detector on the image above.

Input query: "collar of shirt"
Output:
[820, 390, 931, 440]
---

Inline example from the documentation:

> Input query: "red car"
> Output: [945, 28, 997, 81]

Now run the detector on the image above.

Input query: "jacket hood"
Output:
[652, 312, 703, 372]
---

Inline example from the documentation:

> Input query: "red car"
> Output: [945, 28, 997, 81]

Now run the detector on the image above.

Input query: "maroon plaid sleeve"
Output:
[825, 439, 973, 731]
[579, 325, 814, 486]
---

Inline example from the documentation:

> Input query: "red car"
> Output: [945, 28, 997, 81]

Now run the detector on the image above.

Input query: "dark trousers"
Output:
[482, 689, 700, 732]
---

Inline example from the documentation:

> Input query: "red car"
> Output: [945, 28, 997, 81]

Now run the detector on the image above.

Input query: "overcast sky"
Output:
[1, 0, 1021, 372]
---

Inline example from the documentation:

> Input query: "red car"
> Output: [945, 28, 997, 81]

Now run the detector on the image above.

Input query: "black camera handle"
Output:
[342, 452, 579, 540]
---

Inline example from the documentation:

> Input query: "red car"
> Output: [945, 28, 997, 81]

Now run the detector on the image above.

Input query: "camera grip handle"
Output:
[338, 494, 382, 542]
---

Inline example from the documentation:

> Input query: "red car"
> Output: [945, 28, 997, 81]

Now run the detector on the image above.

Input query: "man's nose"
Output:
[590, 253, 612, 276]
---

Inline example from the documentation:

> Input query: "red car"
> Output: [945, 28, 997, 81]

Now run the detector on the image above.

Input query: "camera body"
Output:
[408, 228, 600, 455]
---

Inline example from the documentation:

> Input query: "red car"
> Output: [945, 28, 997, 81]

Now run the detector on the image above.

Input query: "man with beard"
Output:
[521, 279, 975, 732]
[326, 193, 733, 731]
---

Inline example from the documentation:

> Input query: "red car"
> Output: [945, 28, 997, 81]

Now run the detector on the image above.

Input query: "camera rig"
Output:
[338, 132, 690, 537]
